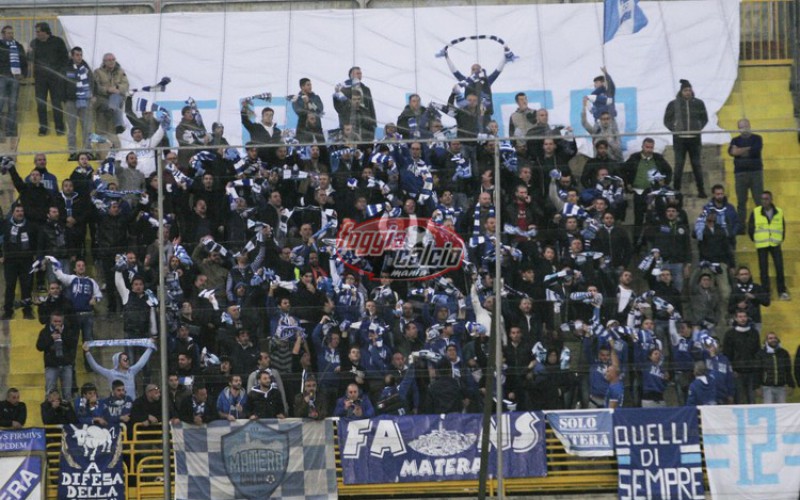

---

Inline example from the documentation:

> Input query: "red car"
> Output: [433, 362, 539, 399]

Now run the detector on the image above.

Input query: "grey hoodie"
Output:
[86, 348, 154, 399]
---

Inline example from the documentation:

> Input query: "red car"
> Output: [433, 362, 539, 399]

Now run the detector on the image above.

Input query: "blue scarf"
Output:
[4, 40, 21, 76]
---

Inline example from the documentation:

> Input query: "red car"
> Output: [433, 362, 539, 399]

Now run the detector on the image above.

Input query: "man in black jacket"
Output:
[423, 363, 466, 414]
[29, 22, 68, 136]
[177, 384, 216, 424]
[41, 389, 76, 425]
[756, 332, 794, 404]
[621, 137, 673, 247]
[0, 388, 26, 428]
[8, 163, 54, 227]
[130, 384, 165, 428]
[663, 79, 709, 197]
[36, 312, 77, 400]
[0, 25, 28, 141]
[649, 205, 691, 293]
[240, 102, 281, 163]
[729, 266, 770, 332]
[246, 371, 284, 419]
[723, 310, 761, 404]
[2, 205, 37, 319]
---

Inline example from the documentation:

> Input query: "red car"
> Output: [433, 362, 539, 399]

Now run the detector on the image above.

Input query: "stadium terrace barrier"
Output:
[34, 417, 620, 500]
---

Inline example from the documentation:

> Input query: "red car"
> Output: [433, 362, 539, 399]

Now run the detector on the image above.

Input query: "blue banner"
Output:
[0, 429, 47, 500]
[0, 428, 46, 453]
[58, 424, 125, 500]
[613, 407, 704, 500]
[546, 409, 614, 457]
[338, 412, 547, 484]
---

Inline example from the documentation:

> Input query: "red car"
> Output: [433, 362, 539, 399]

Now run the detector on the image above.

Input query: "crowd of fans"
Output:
[0, 21, 796, 430]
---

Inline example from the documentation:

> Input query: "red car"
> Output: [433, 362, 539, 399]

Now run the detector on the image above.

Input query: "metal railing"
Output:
[35, 419, 619, 499]
[740, 0, 796, 65]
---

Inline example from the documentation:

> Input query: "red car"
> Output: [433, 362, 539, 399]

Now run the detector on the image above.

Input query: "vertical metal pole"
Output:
[157, 156, 170, 500]
[493, 141, 504, 499]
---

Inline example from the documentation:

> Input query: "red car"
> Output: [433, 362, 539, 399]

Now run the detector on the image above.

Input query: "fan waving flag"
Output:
[604, 0, 648, 43]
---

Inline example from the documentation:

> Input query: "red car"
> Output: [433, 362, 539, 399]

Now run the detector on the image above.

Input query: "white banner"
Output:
[59, 0, 739, 155]
[700, 404, 800, 500]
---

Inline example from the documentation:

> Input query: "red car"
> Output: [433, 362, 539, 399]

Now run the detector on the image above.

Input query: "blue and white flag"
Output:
[546, 409, 613, 457]
[700, 404, 800, 500]
[59, 424, 125, 500]
[0, 428, 46, 500]
[172, 419, 337, 500]
[604, 0, 648, 43]
[339, 412, 546, 484]
[613, 407, 703, 499]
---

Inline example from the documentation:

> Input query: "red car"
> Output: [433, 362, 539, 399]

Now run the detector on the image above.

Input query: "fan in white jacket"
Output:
[115, 121, 167, 177]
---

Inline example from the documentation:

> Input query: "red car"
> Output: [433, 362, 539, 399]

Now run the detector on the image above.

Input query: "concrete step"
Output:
[739, 79, 791, 94]
[739, 66, 791, 81]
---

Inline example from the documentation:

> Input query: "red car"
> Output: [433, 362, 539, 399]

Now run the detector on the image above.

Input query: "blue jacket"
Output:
[686, 376, 717, 406]
[101, 395, 132, 424]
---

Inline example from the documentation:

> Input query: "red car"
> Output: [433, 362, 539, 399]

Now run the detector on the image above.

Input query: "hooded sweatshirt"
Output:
[86, 348, 154, 399]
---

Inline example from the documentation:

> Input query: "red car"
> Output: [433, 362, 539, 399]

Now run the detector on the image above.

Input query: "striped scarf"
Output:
[469, 202, 495, 247]
[4, 40, 21, 76]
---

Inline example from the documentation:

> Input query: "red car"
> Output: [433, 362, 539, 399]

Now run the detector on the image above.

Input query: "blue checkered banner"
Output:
[0, 429, 46, 500]
[700, 404, 800, 500]
[612, 407, 704, 500]
[338, 412, 547, 484]
[172, 419, 337, 500]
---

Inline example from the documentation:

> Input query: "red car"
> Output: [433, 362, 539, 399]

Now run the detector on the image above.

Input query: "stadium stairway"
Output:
[0, 82, 120, 427]
[718, 65, 800, 393]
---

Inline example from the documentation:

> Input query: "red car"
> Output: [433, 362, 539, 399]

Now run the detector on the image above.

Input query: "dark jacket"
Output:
[650, 219, 691, 264]
[36, 324, 78, 368]
[698, 224, 734, 267]
[177, 394, 216, 424]
[423, 376, 464, 414]
[0, 215, 37, 262]
[64, 60, 93, 101]
[594, 224, 633, 268]
[130, 395, 166, 425]
[246, 385, 284, 419]
[94, 211, 132, 260]
[397, 104, 429, 139]
[293, 392, 329, 420]
[37, 293, 74, 326]
[240, 111, 282, 163]
[756, 345, 794, 388]
[29, 34, 68, 75]
[723, 324, 761, 374]
[664, 93, 708, 135]
[9, 166, 54, 226]
[0, 401, 26, 427]
[621, 152, 673, 187]
[41, 399, 76, 425]
[0, 38, 28, 78]
[728, 280, 770, 324]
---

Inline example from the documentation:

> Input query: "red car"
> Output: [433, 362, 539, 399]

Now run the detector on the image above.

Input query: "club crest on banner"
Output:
[221, 420, 289, 499]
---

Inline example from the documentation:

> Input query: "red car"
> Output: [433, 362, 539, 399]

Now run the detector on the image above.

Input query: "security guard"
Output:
[748, 190, 789, 300]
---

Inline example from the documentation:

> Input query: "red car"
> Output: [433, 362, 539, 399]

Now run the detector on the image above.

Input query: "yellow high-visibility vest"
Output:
[752, 206, 784, 249]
